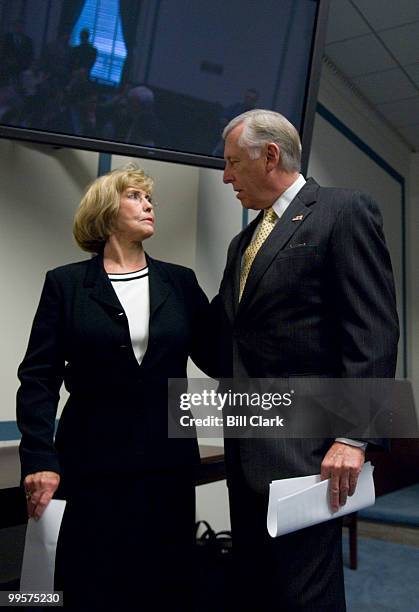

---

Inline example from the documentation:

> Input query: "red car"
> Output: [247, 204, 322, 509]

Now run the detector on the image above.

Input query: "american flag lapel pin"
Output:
[292, 214, 304, 222]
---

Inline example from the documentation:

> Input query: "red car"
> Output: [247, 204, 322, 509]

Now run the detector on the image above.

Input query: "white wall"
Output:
[0, 140, 97, 424]
[195, 167, 240, 300]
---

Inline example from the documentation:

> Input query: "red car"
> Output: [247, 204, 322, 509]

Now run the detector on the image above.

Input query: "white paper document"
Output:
[267, 461, 375, 538]
[20, 499, 66, 591]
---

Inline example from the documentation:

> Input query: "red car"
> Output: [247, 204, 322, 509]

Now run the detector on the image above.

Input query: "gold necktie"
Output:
[239, 207, 277, 300]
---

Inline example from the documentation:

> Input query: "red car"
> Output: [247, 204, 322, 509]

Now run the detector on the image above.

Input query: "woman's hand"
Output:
[23, 471, 61, 520]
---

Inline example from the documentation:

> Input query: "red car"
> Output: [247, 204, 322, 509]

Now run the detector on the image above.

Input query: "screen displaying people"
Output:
[0, 0, 318, 158]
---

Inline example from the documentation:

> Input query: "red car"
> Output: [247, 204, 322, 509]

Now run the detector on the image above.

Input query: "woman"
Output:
[16, 164, 210, 611]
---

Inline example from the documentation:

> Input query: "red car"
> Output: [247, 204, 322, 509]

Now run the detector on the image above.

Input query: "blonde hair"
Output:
[73, 163, 154, 253]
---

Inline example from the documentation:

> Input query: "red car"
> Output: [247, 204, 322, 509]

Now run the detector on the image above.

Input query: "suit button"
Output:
[120, 344, 128, 349]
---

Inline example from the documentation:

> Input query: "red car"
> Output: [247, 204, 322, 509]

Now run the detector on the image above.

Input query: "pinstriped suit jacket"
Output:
[212, 178, 399, 493]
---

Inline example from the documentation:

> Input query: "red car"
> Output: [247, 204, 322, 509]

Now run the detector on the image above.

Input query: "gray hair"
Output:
[222, 109, 302, 173]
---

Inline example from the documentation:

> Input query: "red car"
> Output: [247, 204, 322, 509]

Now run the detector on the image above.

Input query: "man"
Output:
[212, 109, 399, 610]
[70, 28, 97, 77]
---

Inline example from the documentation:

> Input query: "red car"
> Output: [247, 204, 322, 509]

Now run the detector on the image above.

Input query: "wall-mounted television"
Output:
[0, 0, 329, 171]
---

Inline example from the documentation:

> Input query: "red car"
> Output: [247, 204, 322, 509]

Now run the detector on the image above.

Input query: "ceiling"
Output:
[324, 0, 419, 151]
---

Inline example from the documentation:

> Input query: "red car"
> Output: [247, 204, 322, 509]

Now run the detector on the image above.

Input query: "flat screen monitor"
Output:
[0, 0, 328, 170]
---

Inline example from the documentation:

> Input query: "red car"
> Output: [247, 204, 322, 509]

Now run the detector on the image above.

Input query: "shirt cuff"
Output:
[335, 438, 367, 451]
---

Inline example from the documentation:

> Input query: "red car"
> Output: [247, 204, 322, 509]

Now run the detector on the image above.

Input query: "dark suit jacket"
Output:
[212, 178, 399, 493]
[16, 253, 210, 482]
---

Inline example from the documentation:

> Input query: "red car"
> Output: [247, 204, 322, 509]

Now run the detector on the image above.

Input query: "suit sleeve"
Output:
[328, 193, 399, 449]
[182, 269, 216, 376]
[329, 191, 399, 378]
[206, 236, 239, 379]
[16, 271, 65, 479]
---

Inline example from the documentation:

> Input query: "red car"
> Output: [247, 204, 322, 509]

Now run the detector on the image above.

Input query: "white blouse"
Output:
[108, 267, 150, 365]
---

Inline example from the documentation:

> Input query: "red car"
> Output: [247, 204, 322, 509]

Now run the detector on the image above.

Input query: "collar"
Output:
[84, 251, 170, 318]
[84, 251, 169, 287]
[271, 173, 306, 219]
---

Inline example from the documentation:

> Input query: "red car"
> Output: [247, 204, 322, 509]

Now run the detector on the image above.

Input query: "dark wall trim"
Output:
[97, 152, 112, 176]
[0, 420, 59, 442]
[316, 103, 405, 184]
[0, 421, 20, 441]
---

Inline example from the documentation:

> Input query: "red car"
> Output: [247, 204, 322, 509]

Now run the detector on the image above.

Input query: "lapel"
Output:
[145, 253, 171, 320]
[84, 253, 123, 313]
[237, 177, 319, 313]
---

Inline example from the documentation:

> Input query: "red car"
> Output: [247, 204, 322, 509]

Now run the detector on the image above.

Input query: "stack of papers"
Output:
[267, 461, 375, 537]
[20, 499, 66, 591]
